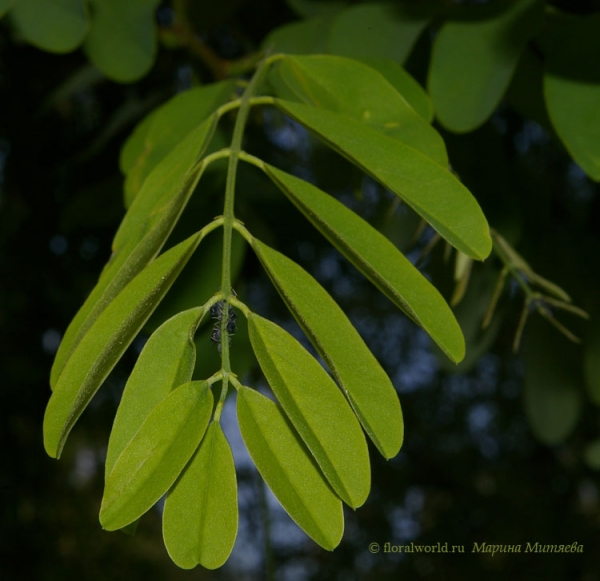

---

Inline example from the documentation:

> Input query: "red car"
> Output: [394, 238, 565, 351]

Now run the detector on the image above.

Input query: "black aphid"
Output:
[210, 293, 237, 352]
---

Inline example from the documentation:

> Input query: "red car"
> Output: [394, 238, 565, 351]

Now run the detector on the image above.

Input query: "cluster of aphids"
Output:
[210, 295, 237, 352]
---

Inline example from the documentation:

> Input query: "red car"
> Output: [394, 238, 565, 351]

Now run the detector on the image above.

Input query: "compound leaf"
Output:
[163, 422, 237, 570]
[274, 99, 492, 260]
[248, 314, 370, 508]
[10, 0, 88, 53]
[252, 238, 403, 458]
[237, 386, 343, 549]
[275, 54, 447, 165]
[105, 307, 204, 478]
[100, 381, 213, 531]
[44, 231, 203, 459]
[263, 166, 465, 363]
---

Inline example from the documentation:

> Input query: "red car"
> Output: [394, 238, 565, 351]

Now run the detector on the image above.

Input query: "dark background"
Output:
[1, 1, 600, 579]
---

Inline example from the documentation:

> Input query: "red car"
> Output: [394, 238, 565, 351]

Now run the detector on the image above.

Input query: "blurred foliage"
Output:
[1, 0, 600, 579]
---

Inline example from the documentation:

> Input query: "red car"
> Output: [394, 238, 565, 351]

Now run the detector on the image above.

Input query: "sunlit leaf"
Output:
[10, 0, 88, 53]
[252, 238, 403, 458]
[327, 2, 435, 64]
[105, 307, 204, 478]
[428, 0, 544, 132]
[542, 12, 600, 182]
[276, 54, 447, 165]
[84, 0, 161, 82]
[237, 386, 343, 549]
[163, 422, 237, 570]
[100, 381, 213, 531]
[248, 314, 370, 508]
[262, 165, 466, 363]
[44, 231, 204, 459]
[122, 81, 236, 204]
[274, 99, 492, 260]
[50, 115, 217, 388]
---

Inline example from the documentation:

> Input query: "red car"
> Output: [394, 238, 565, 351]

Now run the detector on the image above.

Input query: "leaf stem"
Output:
[216, 96, 276, 120]
[215, 57, 273, 420]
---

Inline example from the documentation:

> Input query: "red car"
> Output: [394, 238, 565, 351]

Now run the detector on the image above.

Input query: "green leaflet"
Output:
[10, 0, 88, 53]
[84, 0, 160, 82]
[428, 0, 544, 132]
[100, 381, 213, 531]
[50, 115, 217, 388]
[163, 422, 238, 570]
[358, 57, 433, 123]
[237, 387, 343, 549]
[121, 81, 236, 204]
[276, 55, 447, 165]
[113, 116, 218, 252]
[44, 231, 204, 459]
[262, 17, 334, 55]
[542, 12, 600, 182]
[263, 165, 465, 363]
[262, 2, 435, 62]
[545, 78, 600, 183]
[248, 314, 370, 508]
[524, 322, 583, 445]
[327, 2, 435, 64]
[120, 108, 156, 176]
[105, 307, 204, 478]
[274, 99, 492, 260]
[252, 238, 403, 458]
